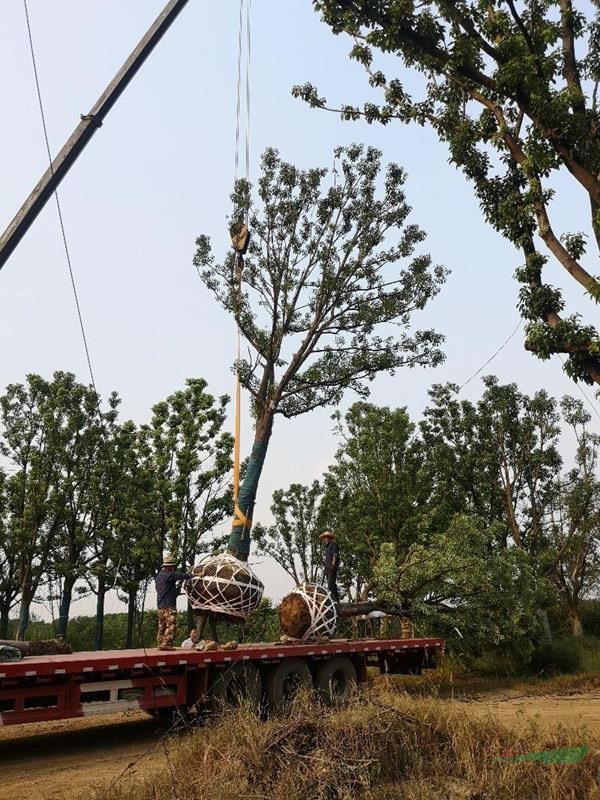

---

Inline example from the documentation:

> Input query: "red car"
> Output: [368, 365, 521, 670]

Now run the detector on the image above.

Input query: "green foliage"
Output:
[372, 514, 545, 657]
[195, 144, 446, 559]
[529, 638, 584, 675]
[253, 482, 324, 584]
[303, 1, 600, 385]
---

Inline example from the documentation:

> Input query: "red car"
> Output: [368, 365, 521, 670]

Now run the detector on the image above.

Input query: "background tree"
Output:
[547, 396, 600, 635]
[194, 144, 446, 562]
[372, 514, 545, 657]
[1, 373, 84, 639]
[141, 378, 233, 629]
[253, 481, 325, 584]
[52, 389, 120, 638]
[0, 468, 20, 638]
[320, 402, 427, 600]
[300, 1, 600, 385]
[142, 379, 233, 568]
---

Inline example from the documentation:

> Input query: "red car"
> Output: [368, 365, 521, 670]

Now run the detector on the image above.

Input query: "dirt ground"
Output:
[0, 711, 172, 800]
[1, 692, 599, 800]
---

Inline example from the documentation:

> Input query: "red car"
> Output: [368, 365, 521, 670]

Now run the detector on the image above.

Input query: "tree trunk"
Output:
[16, 585, 33, 641]
[95, 576, 105, 651]
[0, 602, 10, 639]
[227, 413, 274, 562]
[571, 610, 584, 637]
[537, 608, 553, 643]
[186, 601, 194, 635]
[338, 601, 410, 618]
[56, 574, 76, 639]
[125, 588, 136, 648]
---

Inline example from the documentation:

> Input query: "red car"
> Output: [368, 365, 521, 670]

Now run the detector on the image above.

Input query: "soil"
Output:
[0, 711, 173, 800]
[1, 691, 599, 799]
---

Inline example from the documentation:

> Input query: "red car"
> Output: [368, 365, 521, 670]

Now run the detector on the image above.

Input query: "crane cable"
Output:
[23, 0, 97, 393]
[232, 0, 252, 533]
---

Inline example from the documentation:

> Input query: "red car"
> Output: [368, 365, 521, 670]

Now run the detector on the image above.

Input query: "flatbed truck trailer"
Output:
[0, 637, 444, 727]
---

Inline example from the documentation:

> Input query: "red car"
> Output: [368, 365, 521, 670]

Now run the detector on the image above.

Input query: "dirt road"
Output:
[0, 712, 172, 800]
[1, 693, 599, 800]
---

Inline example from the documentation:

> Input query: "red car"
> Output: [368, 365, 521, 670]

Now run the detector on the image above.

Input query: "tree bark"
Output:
[16, 585, 33, 641]
[571, 610, 584, 637]
[537, 608, 553, 643]
[125, 588, 136, 648]
[95, 576, 105, 651]
[227, 412, 274, 562]
[56, 574, 76, 639]
[0, 603, 10, 639]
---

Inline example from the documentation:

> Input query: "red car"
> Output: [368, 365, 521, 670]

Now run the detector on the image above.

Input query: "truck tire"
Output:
[208, 662, 262, 712]
[314, 656, 356, 707]
[265, 657, 312, 712]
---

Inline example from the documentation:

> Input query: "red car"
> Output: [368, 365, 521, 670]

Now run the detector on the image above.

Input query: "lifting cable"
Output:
[23, 0, 97, 393]
[232, 0, 252, 534]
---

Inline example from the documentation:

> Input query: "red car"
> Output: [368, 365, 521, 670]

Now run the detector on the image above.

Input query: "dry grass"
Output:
[94, 683, 600, 800]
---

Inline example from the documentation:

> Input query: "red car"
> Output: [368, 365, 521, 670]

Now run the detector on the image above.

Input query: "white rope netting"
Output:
[186, 553, 264, 620]
[289, 582, 337, 640]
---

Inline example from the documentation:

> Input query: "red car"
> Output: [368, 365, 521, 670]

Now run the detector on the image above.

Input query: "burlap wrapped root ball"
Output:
[278, 582, 337, 640]
[186, 553, 264, 620]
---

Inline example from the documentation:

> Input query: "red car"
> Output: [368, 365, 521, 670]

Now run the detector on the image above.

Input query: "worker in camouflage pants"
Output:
[155, 555, 192, 650]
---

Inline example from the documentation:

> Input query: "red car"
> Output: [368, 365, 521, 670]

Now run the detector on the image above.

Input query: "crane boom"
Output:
[0, 0, 191, 271]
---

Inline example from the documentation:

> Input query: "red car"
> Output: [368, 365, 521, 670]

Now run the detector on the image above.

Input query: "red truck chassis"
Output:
[0, 637, 443, 727]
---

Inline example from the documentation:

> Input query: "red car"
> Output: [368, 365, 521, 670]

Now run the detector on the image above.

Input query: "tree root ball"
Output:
[278, 583, 337, 640]
[186, 553, 264, 620]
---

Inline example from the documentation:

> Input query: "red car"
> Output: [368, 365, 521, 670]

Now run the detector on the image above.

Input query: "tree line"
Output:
[0, 371, 233, 645]
[254, 377, 600, 660]
[2, 370, 599, 659]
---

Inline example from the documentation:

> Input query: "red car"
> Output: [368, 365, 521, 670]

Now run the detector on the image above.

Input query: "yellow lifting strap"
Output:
[231, 273, 251, 532]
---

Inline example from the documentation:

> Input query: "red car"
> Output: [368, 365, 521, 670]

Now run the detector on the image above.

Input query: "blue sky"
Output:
[1, 1, 598, 616]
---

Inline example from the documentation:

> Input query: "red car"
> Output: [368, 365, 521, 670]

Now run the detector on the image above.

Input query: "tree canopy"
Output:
[298, 1, 600, 385]
[194, 144, 446, 560]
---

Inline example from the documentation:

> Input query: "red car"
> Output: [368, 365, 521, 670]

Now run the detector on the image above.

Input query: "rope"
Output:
[456, 319, 522, 393]
[232, 0, 252, 529]
[23, 0, 97, 392]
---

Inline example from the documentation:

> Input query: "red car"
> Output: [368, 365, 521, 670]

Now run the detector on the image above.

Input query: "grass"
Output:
[93, 681, 600, 800]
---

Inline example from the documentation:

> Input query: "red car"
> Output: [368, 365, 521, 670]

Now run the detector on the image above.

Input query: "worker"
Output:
[155, 555, 192, 651]
[320, 530, 340, 603]
[181, 629, 199, 649]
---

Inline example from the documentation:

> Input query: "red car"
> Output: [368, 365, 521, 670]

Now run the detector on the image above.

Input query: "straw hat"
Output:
[319, 531, 335, 541]
[162, 554, 177, 567]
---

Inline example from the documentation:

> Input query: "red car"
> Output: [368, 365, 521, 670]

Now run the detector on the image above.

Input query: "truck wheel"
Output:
[314, 656, 356, 707]
[265, 657, 312, 712]
[208, 662, 262, 712]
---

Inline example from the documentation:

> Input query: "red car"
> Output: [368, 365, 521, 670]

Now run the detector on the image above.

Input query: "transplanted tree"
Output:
[300, 2, 600, 385]
[253, 481, 325, 584]
[194, 145, 446, 561]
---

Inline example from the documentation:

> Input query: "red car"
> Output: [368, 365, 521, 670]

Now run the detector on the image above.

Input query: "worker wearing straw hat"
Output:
[155, 555, 192, 650]
[320, 531, 340, 603]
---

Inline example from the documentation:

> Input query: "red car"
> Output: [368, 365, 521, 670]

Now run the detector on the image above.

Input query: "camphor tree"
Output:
[299, 1, 600, 385]
[194, 145, 446, 561]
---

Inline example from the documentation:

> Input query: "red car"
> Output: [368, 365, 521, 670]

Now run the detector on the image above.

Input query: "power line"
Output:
[457, 319, 522, 393]
[558, 354, 600, 424]
[23, 0, 97, 392]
